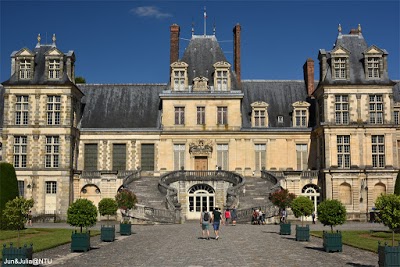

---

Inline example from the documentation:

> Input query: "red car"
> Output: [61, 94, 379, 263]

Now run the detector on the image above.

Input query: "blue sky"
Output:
[1, 0, 399, 83]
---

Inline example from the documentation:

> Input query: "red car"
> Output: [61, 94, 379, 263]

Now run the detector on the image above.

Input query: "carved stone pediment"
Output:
[189, 139, 213, 155]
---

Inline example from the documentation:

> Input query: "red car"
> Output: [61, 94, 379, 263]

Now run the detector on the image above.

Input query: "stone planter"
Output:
[295, 225, 310, 241]
[71, 231, 90, 252]
[2, 243, 33, 267]
[119, 223, 132, 236]
[378, 242, 400, 267]
[100, 225, 115, 242]
[279, 222, 291, 235]
[323, 231, 342, 252]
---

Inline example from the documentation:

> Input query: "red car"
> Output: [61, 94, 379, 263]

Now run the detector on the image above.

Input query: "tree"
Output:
[317, 199, 346, 233]
[270, 189, 296, 211]
[115, 189, 137, 223]
[75, 76, 86, 84]
[67, 199, 98, 233]
[375, 194, 400, 246]
[0, 162, 20, 229]
[291, 196, 314, 226]
[2, 197, 34, 246]
[394, 172, 400, 196]
[98, 198, 118, 222]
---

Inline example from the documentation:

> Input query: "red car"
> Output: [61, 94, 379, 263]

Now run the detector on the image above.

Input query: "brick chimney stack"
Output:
[233, 24, 241, 85]
[303, 58, 315, 96]
[170, 24, 180, 65]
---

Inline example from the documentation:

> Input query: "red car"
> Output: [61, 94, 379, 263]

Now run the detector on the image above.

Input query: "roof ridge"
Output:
[78, 83, 167, 86]
[242, 80, 305, 82]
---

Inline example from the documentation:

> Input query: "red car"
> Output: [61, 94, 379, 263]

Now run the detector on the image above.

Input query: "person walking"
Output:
[200, 208, 211, 240]
[27, 210, 32, 226]
[212, 207, 224, 240]
[224, 208, 231, 225]
[312, 211, 316, 224]
[230, 206, 237, 226]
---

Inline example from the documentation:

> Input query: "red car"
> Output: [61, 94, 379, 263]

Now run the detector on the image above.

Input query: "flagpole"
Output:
[204, 6, 206, 36]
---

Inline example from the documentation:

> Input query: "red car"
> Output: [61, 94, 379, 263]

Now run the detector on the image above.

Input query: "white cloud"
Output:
[130, 6, 172, 19]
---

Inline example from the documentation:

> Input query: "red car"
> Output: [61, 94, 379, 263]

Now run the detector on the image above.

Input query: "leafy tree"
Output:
[375, 194, 400, 246]
[291, 196, 314, 226]
[75, 76, 86, 84]
[394, 172, 400, 196]
[2, 197, 34, 246]
[98, 198, 118, 222]
[270, 189, 296, 211]
[67, 199, 98, 233]
[317, 199, 346, 233]
[115, 189, 137, 223]
[0, 162, 19, 229]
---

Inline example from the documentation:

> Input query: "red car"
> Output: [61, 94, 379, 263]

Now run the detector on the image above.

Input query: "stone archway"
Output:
[80, 184, 101, 208]
[187, 183, 215, 220]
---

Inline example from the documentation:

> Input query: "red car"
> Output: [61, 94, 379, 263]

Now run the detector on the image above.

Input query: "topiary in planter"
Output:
[291, 196, 313, 241]
[317, 199, 346, 252]
[270, 189, 295, 224]
[67, 199, 98, 252]
[98, 198, 118, 242]
[115, 189, 137, 235]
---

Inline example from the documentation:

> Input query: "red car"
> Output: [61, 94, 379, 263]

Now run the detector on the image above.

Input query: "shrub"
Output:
[270, 189, 296, 211]
[115, 189, 137, 223]
[0, 162, 19, 229]
[375, 194, 400, 246]
[67, 199, 98, 233]
[394, 172, 400, 196]
[291, 196, 314, 226]
[317, 199, 346, 233]
[98, 198, 118, 221]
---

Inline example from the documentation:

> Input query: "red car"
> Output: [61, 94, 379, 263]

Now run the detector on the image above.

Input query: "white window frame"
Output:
[333, 57, 347, 79]
[45, 136, 59, 168]
[296, 144, 308, 171]
[47, 96, 61, 125]
[213, 61, 231, 91]
[255, 144, 266, 171]
[19, 59, 32, 79]
[335, 95, 349, 125]
[46, 181, 57, 194]
[292, 102, 310, 128]
[14, 136, 27, 168]
[170, 62, 188, 91]
[367, 57, 380, 78]
[48, 59, 61, 79]
[372, 135, 385, 168]
[217, 144, 229, 170]
[15, 95, 29, 125]
[173, 144, 185, 170]
[369, 95, 383, 124]
[337, 135, 351, 169]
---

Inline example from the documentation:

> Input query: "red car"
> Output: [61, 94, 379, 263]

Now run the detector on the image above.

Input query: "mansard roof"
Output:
[180, 35, 239, 90]
[242, 80, 314, 128]
[392, 81, 400, 102]
[0, 84, 4, 129]
[78, 84, 166, 129]
[2, 45, 74, 86]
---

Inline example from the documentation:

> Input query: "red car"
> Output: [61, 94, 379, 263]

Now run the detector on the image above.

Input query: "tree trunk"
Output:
[330, 225, 333, 233]
[393, 230, 395, 247]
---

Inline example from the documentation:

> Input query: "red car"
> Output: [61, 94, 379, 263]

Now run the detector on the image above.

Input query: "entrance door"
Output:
[187, 184, 215, 220]
[195, 156, 208, 170]
[301, 184, 320, 221]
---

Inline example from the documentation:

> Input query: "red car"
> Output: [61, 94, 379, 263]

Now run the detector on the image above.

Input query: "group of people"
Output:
[200, 206, 237, 240]
[251, 208, 266, 225]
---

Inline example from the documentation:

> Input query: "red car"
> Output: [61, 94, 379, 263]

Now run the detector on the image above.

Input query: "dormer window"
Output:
[213, 62, 231, 91]
[49, 59, 61, 79]
[333, 57, 347, 79]
[277, 116, 284, 124]
[331, 45, 350, 80]
[292, 101, 310, 127]
[45, 48, 64, 81]
[19, 59, 32, 79]
[251, 101, 269, 127]
[170, 61, 188, 91]
[363, 45, 385, 80]
[13, 48, 35, 80]
[367, 57, 380, 78]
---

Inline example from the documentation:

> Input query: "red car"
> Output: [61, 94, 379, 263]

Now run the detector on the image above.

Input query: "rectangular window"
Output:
[369, 95, 383, 124]
[13, 136, 27, 168]
[337, 135, 351, 169]
[46, 181, 57, 194]
[141, 144, 155, 171]
[45, 136, 59, 168]
[217, 107, 228, 125]
[84, 144, 98, 170]
[174, 70, 185, 90]
[255, 144, 266, 171]
[18, 180, 25, 197]
[296, 144, 308, 170]
[217, 144, 229, 170]
[173, 144, 185, 170]
[295, 110, 307, 127]
[19, 59, 32, 79]
[254, 110, 266, 127]
[367, 57, 380, 78]
[394, 111, 399, 124]
[112, 144, 126, 170]
[174, 107, 185, 125]
[47, 96, 61, 125]
[48, 59, 61, 79]
[333, 57, 347, 79]
[335, 95, 349, 124]
[216, 70, 228, 91]
[197, 107, 205, 125]
[15, 95, 29, 125]
[372, 135, 385, 168]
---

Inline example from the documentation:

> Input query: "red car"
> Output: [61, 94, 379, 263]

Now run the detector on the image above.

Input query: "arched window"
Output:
[188, 184, 215, 219]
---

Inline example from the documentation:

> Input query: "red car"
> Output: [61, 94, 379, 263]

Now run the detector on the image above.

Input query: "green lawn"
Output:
[0, 228, 100, 260]
[311, 230, 400, 253]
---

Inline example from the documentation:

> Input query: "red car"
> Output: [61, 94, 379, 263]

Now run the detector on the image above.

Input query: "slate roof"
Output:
[77, 84, 166, 129]
[241, 80, 315, 128]
[0, 84, 4, 129]
[2, 45, 74, 86]
[392, 81, 400, 102]
[321, 33, 392, 85]
[180, 35, 239, 90]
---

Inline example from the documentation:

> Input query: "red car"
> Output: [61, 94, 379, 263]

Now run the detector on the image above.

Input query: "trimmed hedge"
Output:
[0, 162, 19, 229]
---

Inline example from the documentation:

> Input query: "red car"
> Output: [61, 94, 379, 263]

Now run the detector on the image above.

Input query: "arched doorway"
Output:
[301, 184, 320, 221]
[187, 184, 215, 220]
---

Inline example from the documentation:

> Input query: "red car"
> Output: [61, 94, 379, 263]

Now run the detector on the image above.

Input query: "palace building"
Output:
[0, 24, 399, 222]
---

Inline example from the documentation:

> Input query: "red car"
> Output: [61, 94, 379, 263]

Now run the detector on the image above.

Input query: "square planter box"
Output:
[120, 223, 132, 236]
[101, 225, 115, 242]
[378, 242, 400, 267]
[295, 225, 310, 241]
[2, 243, 33, 267]
[280, 222, 291, 235]
[323, 231, 342, 252]
[71, 231, 90, 252]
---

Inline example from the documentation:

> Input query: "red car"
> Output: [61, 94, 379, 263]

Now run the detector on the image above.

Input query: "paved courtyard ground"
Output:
[33, 221, 387, 267]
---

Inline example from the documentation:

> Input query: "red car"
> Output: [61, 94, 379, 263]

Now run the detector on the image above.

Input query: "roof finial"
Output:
[191, 19, 194, 36]
[36, 33, 41, 48]
[203, 6, 207, 36]
[213, 19, 216, 35]
[52, 33, 56, 47]
[338, 24, 342, 33]
[358, 24, 362, 34]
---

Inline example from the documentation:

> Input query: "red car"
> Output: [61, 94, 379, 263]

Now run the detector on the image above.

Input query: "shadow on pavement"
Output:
[304, 246, 325, 252]
[346, 263, 376, 267]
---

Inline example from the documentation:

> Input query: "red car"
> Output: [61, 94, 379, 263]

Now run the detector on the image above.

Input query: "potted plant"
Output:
[98, 198, 118, 242]
[67, 198, 98, 252]
[291, 196, 313, 241]
[270, 189, 295, 235]
[317, 199, 346, 252]
[115, 189, 137, 236]
[2, 197, 34, 265]
[375, 194, 400, 267]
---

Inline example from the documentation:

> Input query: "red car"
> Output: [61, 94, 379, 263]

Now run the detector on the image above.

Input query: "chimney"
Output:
[233, 24, 241, 85]
[303, 58, 315, 96]
[170, 24, 180, 65]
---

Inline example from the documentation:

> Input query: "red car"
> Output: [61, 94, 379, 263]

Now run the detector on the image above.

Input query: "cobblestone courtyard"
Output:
[34, 222, 387, 267]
